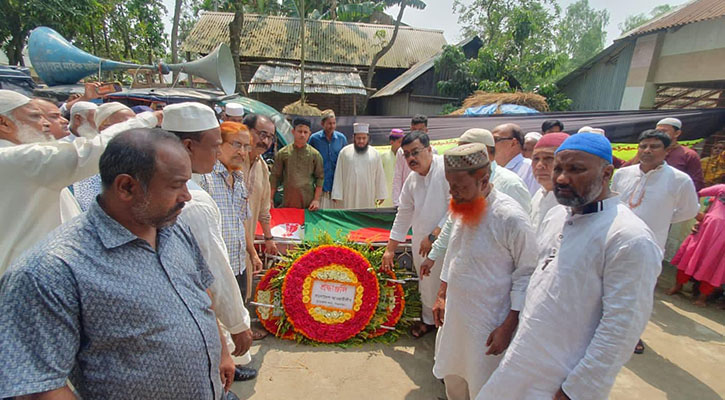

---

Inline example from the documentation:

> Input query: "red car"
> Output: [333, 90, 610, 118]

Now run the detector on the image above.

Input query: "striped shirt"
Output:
[199, 161, 250, 275]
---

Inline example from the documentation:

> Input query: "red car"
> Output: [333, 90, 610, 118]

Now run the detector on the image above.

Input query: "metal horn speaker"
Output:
[28, 26, 237, 94]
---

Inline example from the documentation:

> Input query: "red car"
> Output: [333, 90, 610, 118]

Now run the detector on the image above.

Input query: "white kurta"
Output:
[530, 188, 559, 228]
[0, 115, 156, 274]
[389, 155, 450, 325]
[331, 145, 388, 209]
[59, 187, 82, 223]
[490, 162, 531, 213]
[504, 153, 540, 195]
[380, 148, 396, 207]
[611, 162, 699, 249]
[391, 147, 412, 207]
[179, 182, 252, 364]
[477, 196, 662, 400]
[434, 190, 537, 399]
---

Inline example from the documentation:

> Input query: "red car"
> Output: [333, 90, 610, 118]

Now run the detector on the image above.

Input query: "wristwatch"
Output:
[428, 233, 437, 243]
[264, 236, 274, 241]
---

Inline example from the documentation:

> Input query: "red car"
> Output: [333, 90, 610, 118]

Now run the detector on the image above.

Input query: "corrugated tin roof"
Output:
[624, 0, 725, 38]
[249, 64, 366, 95]
[181, 12, 447, 69]
[370, 53, 438, 98]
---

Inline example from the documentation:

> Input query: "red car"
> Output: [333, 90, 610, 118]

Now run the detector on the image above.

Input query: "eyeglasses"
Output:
[494, 137, 515, 143]
[226, 141, 252, 151]
[255, 130, 275, 141]
[403, 147, 427, 159]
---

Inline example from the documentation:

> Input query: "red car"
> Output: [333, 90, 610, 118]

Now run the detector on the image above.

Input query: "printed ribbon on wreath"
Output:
[282, 245, 380, 343]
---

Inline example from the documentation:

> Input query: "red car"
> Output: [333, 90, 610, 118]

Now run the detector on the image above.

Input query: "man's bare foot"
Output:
[666, 283, 683, 296]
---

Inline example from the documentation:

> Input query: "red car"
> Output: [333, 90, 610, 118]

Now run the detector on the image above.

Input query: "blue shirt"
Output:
[73, 173, 103, 212]
[309, 130, 347, 192]
[199, 161, 250, 275]
[0, 200, 222, 399]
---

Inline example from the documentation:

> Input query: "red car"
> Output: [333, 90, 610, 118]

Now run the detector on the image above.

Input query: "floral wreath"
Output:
[282, 245, 380, 343]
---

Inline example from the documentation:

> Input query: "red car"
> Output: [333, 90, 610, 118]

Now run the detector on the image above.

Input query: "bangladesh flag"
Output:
[256, 208, 410, 243]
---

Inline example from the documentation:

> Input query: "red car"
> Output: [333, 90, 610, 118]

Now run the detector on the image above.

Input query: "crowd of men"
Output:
[0, 83, 720, 400]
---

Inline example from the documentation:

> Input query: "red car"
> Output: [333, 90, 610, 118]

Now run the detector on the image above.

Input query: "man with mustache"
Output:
[428, 143, 537, 400]
[492, 123, 540, 195]
[611, 129, 699, 354]
[331, 122, 387, 209]
[200, 122, 262, 302]
[68, 101, 98, 139]
[0, 128, 235, 399]
[241, 113, 279, 306]
[382, 130, 450, 338]
[477, 133, 662, 400]
[0, 90, 154, 275]
[166, 103, 257, 385]
[392, 114, 429, 206]
[31, 98, 69, 139]
[308, 109, 347, 209]
[530, 132, 570, 228]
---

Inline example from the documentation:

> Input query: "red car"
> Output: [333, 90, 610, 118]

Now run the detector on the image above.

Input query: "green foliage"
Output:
[534, 83, 572, 111]
[557, 0, 609, 71]
[619, 4, 674, 34]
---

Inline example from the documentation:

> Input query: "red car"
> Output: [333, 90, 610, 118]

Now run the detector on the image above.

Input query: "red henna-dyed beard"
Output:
[449, 196, 487, 226]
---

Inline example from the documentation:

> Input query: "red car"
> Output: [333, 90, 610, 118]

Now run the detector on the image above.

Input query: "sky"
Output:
[388, 0, 688, 45]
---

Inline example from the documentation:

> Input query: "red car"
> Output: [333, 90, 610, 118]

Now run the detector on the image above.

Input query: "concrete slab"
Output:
[231, 265, 724, 399]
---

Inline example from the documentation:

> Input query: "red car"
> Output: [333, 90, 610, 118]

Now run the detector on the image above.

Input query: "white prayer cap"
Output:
[70, 101, 97, 118]
[95, 102, 133, 128]
[225, 102, 245, 117]
[162, 102, 219, 132]
[657, 117, 682, 129]
[459, 128, 494, 147]
[525, 131, 542, 141]
[353, 123, 369, 134]
[577, 126, 605, 135]
[0, 89, 31, 114]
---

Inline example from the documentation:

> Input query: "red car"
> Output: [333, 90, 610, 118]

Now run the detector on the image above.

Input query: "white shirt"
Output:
[504, 153, 540, 195]
[0, 115, 156, 274]
[477, 196, 662, 400]
[611, 162, 699, 249]
[389, 154, 450, 325]
[434, 190, 537, 398]
[59, 187, 82, 223]
[331, 145, 388, 209]
[491, 161, 531, 213]
[530, 188, 559, 228]
[392, 147, 412, 207]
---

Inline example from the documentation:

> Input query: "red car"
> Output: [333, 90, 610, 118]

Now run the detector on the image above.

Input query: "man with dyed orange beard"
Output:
[425, 143, 537, 400]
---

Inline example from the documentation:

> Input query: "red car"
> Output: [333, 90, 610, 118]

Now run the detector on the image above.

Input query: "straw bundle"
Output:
[449, 91, 549, 115]
[282, 100, 323, 116]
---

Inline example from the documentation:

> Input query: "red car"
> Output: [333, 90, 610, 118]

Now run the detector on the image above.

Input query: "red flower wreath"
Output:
[254, 267, 295, 340]
[369, 269, 405, 339]
[282, 245, 380, 343]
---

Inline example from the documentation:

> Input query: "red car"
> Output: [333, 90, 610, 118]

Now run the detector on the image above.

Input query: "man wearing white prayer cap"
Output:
[165, 102, 258, 383]
[523, 131, 542, 159]
[331, 122, 387, 209]
[654, 117, 704, 190]
[426, 143, 536, 400]
[69, 101, 98, 139]
[0, 90, 151, 275]
[223, 103, 245, 123]
[95, 102, 136, 131]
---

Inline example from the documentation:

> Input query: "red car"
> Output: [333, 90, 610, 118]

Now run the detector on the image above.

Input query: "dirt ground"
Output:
[231, 264, 725, 400]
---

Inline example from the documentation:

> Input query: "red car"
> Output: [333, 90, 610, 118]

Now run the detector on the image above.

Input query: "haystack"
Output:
[450, 91, 549, 115]
[282, 100, 323, 116]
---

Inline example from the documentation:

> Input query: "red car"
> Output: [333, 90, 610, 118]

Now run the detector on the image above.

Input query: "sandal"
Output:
[410, 321, 435, 338]
[252, 327, 268, 341]
[634, 339, 645, 354]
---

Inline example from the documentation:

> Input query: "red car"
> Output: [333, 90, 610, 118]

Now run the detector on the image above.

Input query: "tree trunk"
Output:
[330, 0, 337, 20]
[364, 0, 407, 108]
[229, 0, 247, 95]
[300, 0, 306, 104]
[171, 0, 183, 80]
[8, 32, 26, 66]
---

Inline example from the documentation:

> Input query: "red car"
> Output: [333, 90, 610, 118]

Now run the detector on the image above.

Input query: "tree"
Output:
[619, 4, 674, 34]
[171, 0, 184, 78]
[0, 0, 99, 65]
[557, 0, 609, 71]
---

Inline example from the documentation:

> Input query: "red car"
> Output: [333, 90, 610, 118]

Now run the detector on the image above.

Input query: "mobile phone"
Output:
[95, 82, 122, 95]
